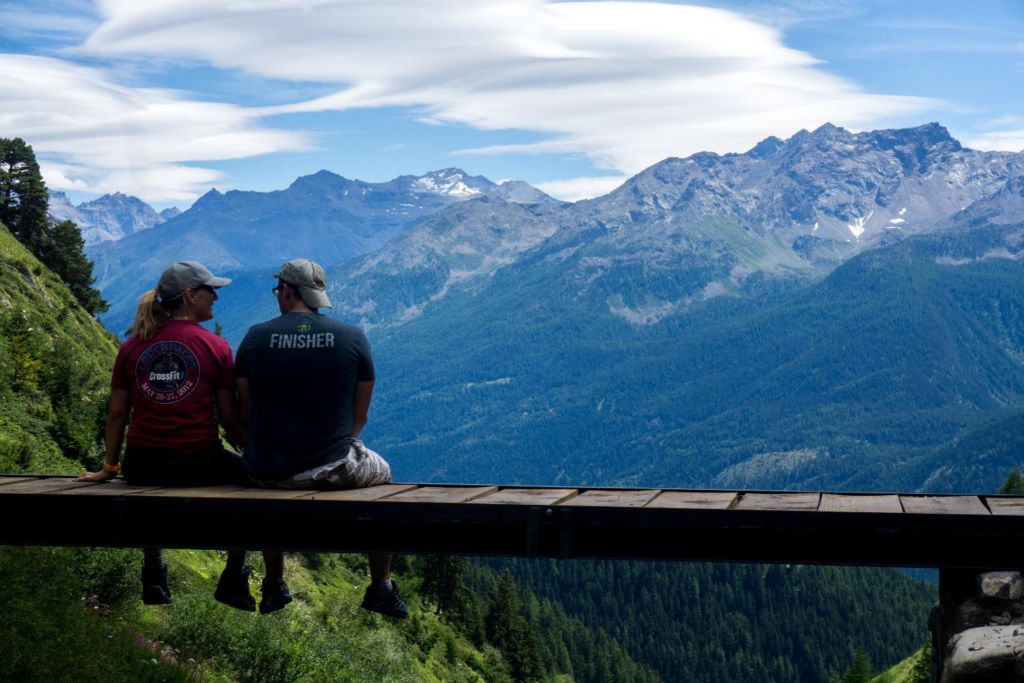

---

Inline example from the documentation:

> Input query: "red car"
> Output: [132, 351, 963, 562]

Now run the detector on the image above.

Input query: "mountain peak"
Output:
[911, 122, 956, 143]
[309, 169, 346, 180]
[422, 167, 468, 179]
[89, 192, 141, 207]
[192, 188, 223, 209]
[869, 122, 961, 153]
[412, 168, 493, 197]
[288, 169, 350, 190]
[811, 122, 843, 135]
[748, 135, 785, 159]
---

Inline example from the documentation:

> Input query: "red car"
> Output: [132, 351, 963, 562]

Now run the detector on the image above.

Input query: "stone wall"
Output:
[932, 570, 1024, 682]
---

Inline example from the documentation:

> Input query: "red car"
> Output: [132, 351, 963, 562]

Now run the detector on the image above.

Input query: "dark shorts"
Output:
[122, 443, 244, 487]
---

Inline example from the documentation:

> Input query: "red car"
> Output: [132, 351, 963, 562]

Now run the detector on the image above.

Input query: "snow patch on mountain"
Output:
[847, 211, 873, 240]
[413, 171, 482, 198]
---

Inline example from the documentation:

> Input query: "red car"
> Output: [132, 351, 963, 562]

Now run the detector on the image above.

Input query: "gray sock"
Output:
[378, 579, 394, 593]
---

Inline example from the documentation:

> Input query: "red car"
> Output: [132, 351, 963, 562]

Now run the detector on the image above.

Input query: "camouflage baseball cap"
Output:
[274, 258, 332, 309]
[158, 261, 231, 299]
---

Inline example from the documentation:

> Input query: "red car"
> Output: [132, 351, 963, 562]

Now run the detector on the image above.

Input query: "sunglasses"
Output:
[272, 281, 294, 295]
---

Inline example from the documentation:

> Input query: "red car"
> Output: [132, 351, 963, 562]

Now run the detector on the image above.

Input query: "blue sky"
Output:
[1, 0, 1021, 209]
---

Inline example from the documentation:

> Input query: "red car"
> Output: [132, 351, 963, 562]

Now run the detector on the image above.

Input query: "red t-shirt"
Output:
[111, 320, 235, 450]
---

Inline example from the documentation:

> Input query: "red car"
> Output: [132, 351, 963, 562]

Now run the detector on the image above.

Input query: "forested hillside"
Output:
[362, 221, 1024, 493]
[486, 559, 934, 683]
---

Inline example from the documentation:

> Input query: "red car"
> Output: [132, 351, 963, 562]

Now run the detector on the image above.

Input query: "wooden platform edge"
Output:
[1, 476, 1022, 569]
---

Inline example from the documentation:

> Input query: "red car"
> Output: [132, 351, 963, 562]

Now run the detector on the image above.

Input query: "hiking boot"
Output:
[259, 578, 293, 615]
[141, 561, 171, 605]
[361, 581, 409, 619]
[214, 564, 256, 612]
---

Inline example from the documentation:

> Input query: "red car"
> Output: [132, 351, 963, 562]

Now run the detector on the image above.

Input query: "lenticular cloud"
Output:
[85, 0, 933, 176]
[0, 53, 309, 202]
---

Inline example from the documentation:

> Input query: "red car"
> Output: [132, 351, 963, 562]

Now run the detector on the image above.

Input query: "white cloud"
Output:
[82, 0, 937, 177]
[38, 162, 92, 192]
[964, 130, 1024, 153]
[535, 175, 629, 202]
[0, 3, 97, 40]
[0, 54, 312, 203]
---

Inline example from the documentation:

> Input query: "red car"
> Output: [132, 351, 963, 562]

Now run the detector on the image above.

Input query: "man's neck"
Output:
[281, 301, 316, 315]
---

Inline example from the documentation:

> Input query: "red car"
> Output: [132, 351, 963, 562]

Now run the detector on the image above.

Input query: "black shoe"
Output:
[361, 581, 409, 619]
[259, 578, 292, 615]
[214, 564, 256, 612]
[141, 562, 171, 605]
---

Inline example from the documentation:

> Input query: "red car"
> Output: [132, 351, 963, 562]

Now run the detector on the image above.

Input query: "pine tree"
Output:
[486, 571, 543, 682]
[417, 555, 470, 615]
[0, 137, 48, 253]
[833, 649, 872, 683]
[908, 640, 932, 683]
[999, 468, 1024, 494]
[487, 571, 521, 654]
[0, 138, 107, 315]
[41, 220, 108, 314]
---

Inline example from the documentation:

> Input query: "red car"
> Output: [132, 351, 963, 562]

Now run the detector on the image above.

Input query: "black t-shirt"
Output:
[236, 312, 375, 480]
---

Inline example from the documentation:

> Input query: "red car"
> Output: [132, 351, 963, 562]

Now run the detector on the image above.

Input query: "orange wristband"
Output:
[102, 462, 121, 474]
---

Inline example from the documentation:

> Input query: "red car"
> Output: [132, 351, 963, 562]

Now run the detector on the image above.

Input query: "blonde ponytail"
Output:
[129, 287, 170, 340]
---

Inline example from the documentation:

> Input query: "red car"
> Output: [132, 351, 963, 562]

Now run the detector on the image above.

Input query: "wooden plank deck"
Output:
[1, 475, 1022, 569]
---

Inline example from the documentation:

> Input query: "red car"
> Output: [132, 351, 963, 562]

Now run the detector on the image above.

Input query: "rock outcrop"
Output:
[934, 571, 1024, 682]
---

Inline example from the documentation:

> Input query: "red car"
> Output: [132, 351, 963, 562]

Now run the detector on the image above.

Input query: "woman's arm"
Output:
[75, 388, 131, 482]
[217, 385, 247, 447]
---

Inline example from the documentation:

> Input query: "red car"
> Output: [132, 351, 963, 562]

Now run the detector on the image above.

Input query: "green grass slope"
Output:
[0, 222, 118, 473]
[0, 543, 658, 682]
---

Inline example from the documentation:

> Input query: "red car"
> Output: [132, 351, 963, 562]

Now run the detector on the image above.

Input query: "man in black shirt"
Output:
[226, 258, 407, 618]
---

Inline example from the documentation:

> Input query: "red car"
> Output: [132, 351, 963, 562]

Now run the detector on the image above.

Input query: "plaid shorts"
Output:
[262, 440, 392, 490]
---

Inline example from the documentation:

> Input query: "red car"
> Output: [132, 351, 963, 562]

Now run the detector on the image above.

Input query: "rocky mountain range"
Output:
[89, 168, 555, 332]
[48, 191, 174, 245]
[314, 123, 1024, 492]
[326, 122, 1024, 330]
[95, 122, 1024, 335]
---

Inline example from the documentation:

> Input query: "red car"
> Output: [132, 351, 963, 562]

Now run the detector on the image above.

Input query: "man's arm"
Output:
[352, 380, 374, 438]
[236, 377, 251, 427]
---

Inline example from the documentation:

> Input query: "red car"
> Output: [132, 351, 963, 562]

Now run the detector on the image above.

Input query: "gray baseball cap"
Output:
[274, 258, 332, 309]
[158, 261, 231, 299]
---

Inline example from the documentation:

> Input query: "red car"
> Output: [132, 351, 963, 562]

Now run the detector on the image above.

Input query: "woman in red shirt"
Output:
[77, 261, 251, 608]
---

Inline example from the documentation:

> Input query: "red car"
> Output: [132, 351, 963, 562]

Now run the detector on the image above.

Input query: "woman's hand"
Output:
[74, 469, 118, 483]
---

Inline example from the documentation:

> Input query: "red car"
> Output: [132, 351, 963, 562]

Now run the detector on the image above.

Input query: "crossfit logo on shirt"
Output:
[136, 341, 201, 403]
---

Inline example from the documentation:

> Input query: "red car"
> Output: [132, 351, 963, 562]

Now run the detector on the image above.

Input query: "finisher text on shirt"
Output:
[269, 333, 336, 349]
